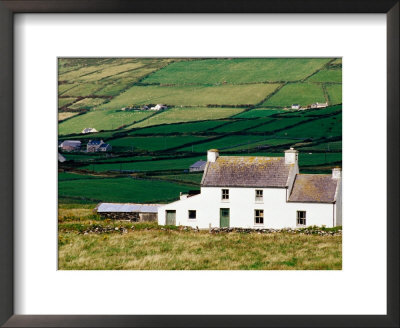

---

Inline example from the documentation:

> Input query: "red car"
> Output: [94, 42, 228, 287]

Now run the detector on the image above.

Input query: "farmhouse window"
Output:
[255, 189, 263, 202]
[297, 211, 306, 226]
[255, 209, 264, 224]
[188, 210, 196, 220]
[222, 189, 229, 200]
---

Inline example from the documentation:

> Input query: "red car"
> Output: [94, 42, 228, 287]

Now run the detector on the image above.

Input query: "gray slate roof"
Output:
[190, 160, 207, 169]
[88, 140, 103, 145]
[288, 174, 338, 203]
[201, 156, 294, 188]
[97, 203, 161, 213]
[62, 140, 81, 147]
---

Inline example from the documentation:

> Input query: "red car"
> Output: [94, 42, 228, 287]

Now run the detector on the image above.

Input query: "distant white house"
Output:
[58, 153, 66, 163]
[98, 143, 112, 152]
[60, 140, 81, 151]
[87, 139, 112, 152]
[82, 127, 98, 134]
[291, 104, 301, 110]
[311, 102, 328, 109]
[158, 148, 342, 229]
[189, 160, 207, 172]
[150, 104, 167, 111]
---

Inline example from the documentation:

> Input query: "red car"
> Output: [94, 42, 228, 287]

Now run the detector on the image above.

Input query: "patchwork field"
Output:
[58, 110, 153, 135]
[131, 107, 245, 128]
[108, 135, 210, 152]
[58, 57, 342, 204]
[307, 69, 342, 83]
[142, 58, 332, 84]
[262, 83, 326, 107]
[59, 175, 198, 203]
[98, 83, 281, 109]
[58, 58, 342, 271]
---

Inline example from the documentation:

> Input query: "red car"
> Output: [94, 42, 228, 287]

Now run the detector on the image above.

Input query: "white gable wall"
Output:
[158, 186, 337, 229]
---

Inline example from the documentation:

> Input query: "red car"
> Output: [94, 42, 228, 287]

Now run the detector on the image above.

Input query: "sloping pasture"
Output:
[58, 110, 153, 135]
[97, 84, 281, 109]
[142, 58, 332, 84]
[130, 107, 245, 128]
[262, 83, 326, 107]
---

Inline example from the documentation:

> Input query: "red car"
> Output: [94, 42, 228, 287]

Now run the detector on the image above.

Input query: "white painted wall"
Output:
[158, 186, 337, 229]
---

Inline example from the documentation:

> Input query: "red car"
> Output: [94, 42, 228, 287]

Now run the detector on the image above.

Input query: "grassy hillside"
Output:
[58, 58, 342, 205]
[58, 218, 342, 270]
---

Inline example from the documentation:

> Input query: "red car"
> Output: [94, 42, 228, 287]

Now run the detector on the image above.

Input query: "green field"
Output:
[58, 110, 153, 135]
[223, 138, 299, 151]
[213, 118, 274, 133]
[59, 58, 342, 204]
[68, 98, 107, 110]
[326, 84, 343, 105]
[276, 114, 342, 139]
[98, 83, 280, 109]
[59, 176, 197, 203]
[58, 97, 77, 108]
[130, 107, 245, 128]
[263, 83, 326, 107]
[155, 173, 204, 184]
[178, 135, 269, 153]
[233, 109, 285, 118]
[129, 120, 228, 135]
[307, 69, 342, 83]
[82, 156, 205, 173]
[143, 58, 332, 84]
[109, 135, 210, 151]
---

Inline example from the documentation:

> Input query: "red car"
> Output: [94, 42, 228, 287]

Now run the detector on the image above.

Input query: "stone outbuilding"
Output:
[96, 203, 161, 222]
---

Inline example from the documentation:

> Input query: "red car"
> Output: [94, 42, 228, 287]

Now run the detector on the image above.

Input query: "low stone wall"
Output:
[98, 212, 157, 222]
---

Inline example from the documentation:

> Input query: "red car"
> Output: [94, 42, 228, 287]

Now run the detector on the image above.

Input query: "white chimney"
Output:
[207, 149, 219, 162]
[332, 167, 341, 179]
[284, 147, 298, 165]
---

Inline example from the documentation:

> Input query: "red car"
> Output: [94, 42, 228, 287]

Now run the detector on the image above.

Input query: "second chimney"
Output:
[207, 149, 219, 162]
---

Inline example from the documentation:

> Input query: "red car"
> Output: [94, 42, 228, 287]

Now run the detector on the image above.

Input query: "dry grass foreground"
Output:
[58, 221, 342, 270]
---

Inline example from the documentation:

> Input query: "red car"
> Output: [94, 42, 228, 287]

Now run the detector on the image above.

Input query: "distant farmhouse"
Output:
[82, 127, 98, 134]
[158, 148, 342, 229]
[87, 140, 112, 152]
[150, 104, 167, 111]
[60, 140, 81, 151]
[58, 153, 66, 163]
[291, 104, 301, 110]
[189, 160, 207, 172]
[96, 203, 161, 222]
[98, 143, 112, 152]
[311, 102, 328, 109]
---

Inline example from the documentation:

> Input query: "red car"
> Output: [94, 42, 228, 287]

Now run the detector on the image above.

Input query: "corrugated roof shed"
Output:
[190, 160, 207, 168]
[97, 203, 161, 213]
[201, 156, 294, 188]
[288, 174, 338, 203]
[62, 140, 81, 146]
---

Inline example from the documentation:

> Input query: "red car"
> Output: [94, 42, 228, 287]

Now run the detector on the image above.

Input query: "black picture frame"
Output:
[0, 1, 398, 327]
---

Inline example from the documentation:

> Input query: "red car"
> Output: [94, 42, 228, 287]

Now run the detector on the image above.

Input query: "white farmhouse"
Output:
[158, 148, 342, 229]
[82, 127, 98, 134]
[150, 104, 167, 111]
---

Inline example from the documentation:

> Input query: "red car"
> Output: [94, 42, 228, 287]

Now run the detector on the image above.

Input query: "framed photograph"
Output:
[0, 1, 398, 327]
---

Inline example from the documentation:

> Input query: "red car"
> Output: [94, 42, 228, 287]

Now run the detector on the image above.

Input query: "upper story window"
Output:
[255, 209, 264, 224]
[222, 189, 229, 200]
[297, 211, 306, 226]
[255, 189, 263, 202]
[188, 210, 196, 220]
